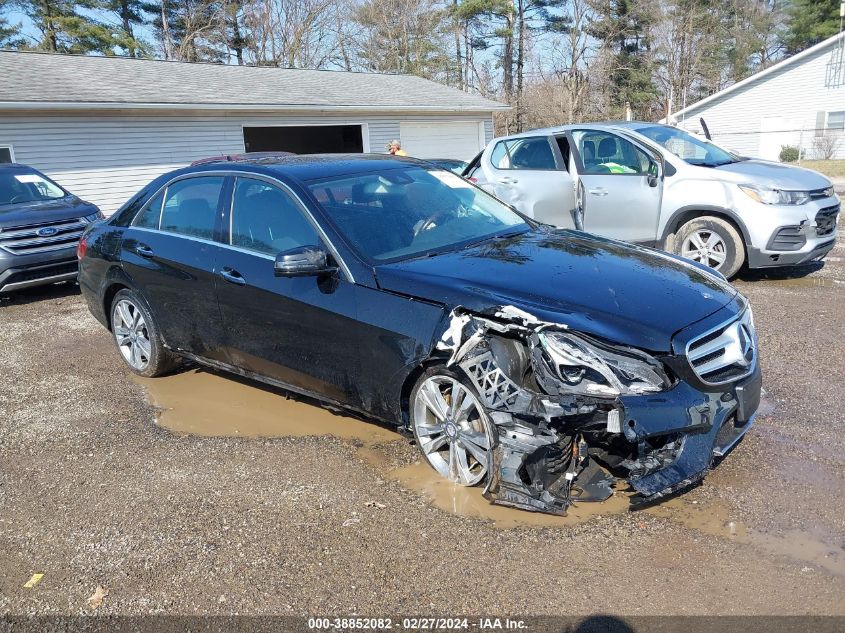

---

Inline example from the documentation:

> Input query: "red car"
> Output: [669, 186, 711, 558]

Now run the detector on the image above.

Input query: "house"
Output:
[0, 51, 506, 213]
[667, 32, 845, 162]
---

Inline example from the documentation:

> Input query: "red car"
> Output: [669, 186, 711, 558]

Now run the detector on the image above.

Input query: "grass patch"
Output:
[798, 160, 845, 179]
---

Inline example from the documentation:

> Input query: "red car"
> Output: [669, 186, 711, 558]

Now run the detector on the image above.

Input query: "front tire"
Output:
[110, 289, 179, 377]
[673, 216, 745, 278]
[410, 367, 495, 487]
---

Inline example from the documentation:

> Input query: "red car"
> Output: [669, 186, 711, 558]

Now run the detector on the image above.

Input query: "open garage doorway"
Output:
[243, 125, 365, 154]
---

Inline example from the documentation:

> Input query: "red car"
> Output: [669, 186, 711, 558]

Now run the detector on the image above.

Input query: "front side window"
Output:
[573, 130, 651, 175]
[490, 137, 558, 170]
[159, 176, 224, 240]
[307, 166, 528, 263]
[634, 125, 739, 166]
[0, 169, 66, 206]
[230, 178, 320, 256]
[0, 146, 13, 164]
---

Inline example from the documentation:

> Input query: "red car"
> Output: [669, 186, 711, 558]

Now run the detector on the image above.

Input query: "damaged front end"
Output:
[431, 305, 760, 515]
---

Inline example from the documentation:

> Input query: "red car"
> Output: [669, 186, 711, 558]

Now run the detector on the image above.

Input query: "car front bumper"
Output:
[0, 246, 79, 294]
[740, 195, 840, 269]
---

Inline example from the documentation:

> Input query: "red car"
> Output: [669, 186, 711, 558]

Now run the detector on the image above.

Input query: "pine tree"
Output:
[99, 0, 149, 56]
[19, 0, 119, 54]
[0, 0, 24, 48]
[783, 0, 841, 54]
[588, 0, 658, 118]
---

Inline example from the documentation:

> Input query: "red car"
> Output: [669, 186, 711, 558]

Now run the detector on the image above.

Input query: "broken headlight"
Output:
[537, 331, 669, 397]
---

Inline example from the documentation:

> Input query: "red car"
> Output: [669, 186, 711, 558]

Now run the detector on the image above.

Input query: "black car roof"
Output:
[185, 154, 424, 182]
[0, 163, 38, 172]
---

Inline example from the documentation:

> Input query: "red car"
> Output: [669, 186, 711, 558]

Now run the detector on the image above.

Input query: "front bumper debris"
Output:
[433, 305, 761, 515]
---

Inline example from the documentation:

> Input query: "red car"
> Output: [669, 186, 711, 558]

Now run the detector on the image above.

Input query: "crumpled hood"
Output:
[0, 196, 98, 229]
[375, 229, 738, 352]
[710, 159, 832, 190]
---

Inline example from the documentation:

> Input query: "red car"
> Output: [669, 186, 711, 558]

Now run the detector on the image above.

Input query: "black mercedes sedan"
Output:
[78, 155, 761, 514]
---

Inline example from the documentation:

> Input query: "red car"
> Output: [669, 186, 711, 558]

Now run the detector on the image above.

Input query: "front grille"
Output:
[687, 309, 756, 385]
[815, 205, 840, 237]
[0, 218, 87, 255]
[809, 188, 833, 200]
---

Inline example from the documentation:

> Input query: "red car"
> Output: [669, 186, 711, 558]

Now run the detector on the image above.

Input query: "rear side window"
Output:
[133, 192, 164, 229]
[490, 137, 558, 170]
[159, 176, 225, 240]
[230, 177, 320, 256]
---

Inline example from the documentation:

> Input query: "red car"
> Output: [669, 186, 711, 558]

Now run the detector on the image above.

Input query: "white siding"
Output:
[0, 111, 493, 214]
[676, 40, 845, 160]
[399, 121, 485, 160]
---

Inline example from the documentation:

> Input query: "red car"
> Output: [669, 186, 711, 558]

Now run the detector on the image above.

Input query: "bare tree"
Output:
[812, 134, 841, 160]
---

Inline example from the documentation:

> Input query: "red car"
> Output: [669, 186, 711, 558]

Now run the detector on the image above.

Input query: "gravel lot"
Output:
[1, 232, 844, 617]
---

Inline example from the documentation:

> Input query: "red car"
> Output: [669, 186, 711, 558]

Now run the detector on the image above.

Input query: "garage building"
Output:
[0, 51, 506, 214]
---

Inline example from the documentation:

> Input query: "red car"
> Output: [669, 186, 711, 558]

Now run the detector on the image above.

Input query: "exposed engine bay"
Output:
[430, 305, 759, 515]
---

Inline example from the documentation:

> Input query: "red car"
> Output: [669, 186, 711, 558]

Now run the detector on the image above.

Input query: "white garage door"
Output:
[399, 121, 485, 161]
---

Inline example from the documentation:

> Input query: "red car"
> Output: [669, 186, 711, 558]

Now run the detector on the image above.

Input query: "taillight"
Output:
[468, 177, 478, 183]
[76, 236, 88, 260]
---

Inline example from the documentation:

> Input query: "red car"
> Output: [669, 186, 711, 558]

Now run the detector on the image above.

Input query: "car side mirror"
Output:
[274, 245, 337, 277]
[647, 159, 661, 187]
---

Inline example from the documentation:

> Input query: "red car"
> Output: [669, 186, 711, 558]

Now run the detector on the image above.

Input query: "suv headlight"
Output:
[537, 331, 669, 397]
[738, 184, 810, 205]
[80, 211, 104, 224]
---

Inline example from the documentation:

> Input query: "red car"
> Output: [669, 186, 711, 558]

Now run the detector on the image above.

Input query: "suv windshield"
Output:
[0, 170, 66, 206]
[307, 166, 529, 263]
[635, 125, 740, 167]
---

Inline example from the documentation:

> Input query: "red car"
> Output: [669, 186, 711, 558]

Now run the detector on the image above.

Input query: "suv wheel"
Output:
[110, 289, 180, 377]
[410, 367, 495, 487]
[673, 216, 745, 278]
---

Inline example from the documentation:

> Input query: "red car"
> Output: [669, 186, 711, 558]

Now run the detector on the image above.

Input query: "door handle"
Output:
[588, 188, 609, 196]
[220, 267, 246, 286]
[135, 244, 154, 258]
[498, 177, 519, 184]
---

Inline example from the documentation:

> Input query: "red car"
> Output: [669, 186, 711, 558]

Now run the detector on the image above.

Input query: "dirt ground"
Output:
[1, 233, 844, 618]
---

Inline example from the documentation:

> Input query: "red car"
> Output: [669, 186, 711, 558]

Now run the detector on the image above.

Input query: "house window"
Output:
[0, 145, 14, 164]
[829, 111, 845, 133]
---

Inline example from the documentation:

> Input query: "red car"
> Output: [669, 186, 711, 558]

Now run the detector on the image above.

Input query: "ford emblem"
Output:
[37, 226, 59, 237]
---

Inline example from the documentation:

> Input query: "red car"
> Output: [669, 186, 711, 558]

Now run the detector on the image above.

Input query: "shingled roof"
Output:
[0, 51, 507, 112]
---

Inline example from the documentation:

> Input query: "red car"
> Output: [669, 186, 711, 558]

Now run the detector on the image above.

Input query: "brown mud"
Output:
[137, 367, 845, 574]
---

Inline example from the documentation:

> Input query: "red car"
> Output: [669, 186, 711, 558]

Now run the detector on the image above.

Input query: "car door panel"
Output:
[570, 129, 662, 243]
[214, 176, 363, 406]
[482, 136, 576, 227]
[120, 175, 229, 360]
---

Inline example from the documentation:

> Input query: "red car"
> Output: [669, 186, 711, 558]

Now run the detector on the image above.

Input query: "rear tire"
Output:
[110, 289, 180, 377]
[673, 216, 745, 278]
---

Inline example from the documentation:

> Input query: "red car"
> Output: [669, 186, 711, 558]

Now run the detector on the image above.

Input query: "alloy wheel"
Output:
[413, 375, 492, 486]
[682, 229, 727, 270]
[112, 299, 152, 371]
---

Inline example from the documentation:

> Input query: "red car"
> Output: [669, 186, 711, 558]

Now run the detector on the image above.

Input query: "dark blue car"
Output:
[78, 155, 761, 514]
[0, 163, 101, 293]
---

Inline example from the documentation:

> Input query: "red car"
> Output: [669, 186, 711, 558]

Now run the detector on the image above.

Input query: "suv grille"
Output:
[687, 309, 756, 385]
[0, 218, 87, 255]
[815, 205, 839, 237]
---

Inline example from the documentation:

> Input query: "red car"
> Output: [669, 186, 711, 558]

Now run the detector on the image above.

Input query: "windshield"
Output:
[635, 125, 740, 167]
[307, 166, 529, 263]
[0, 171, 66, 206]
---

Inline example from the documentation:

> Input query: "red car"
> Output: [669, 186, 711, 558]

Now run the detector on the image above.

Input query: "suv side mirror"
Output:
[647, 159, 661, 187]
[274, 246, 337, 277]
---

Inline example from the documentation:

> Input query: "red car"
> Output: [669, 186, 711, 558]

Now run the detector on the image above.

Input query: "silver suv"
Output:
[466, 122, 840, 278]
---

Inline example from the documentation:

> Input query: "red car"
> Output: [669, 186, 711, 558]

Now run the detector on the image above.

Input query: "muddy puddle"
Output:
[136, 368, 630, 528]
[136, 368, 845, 573]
